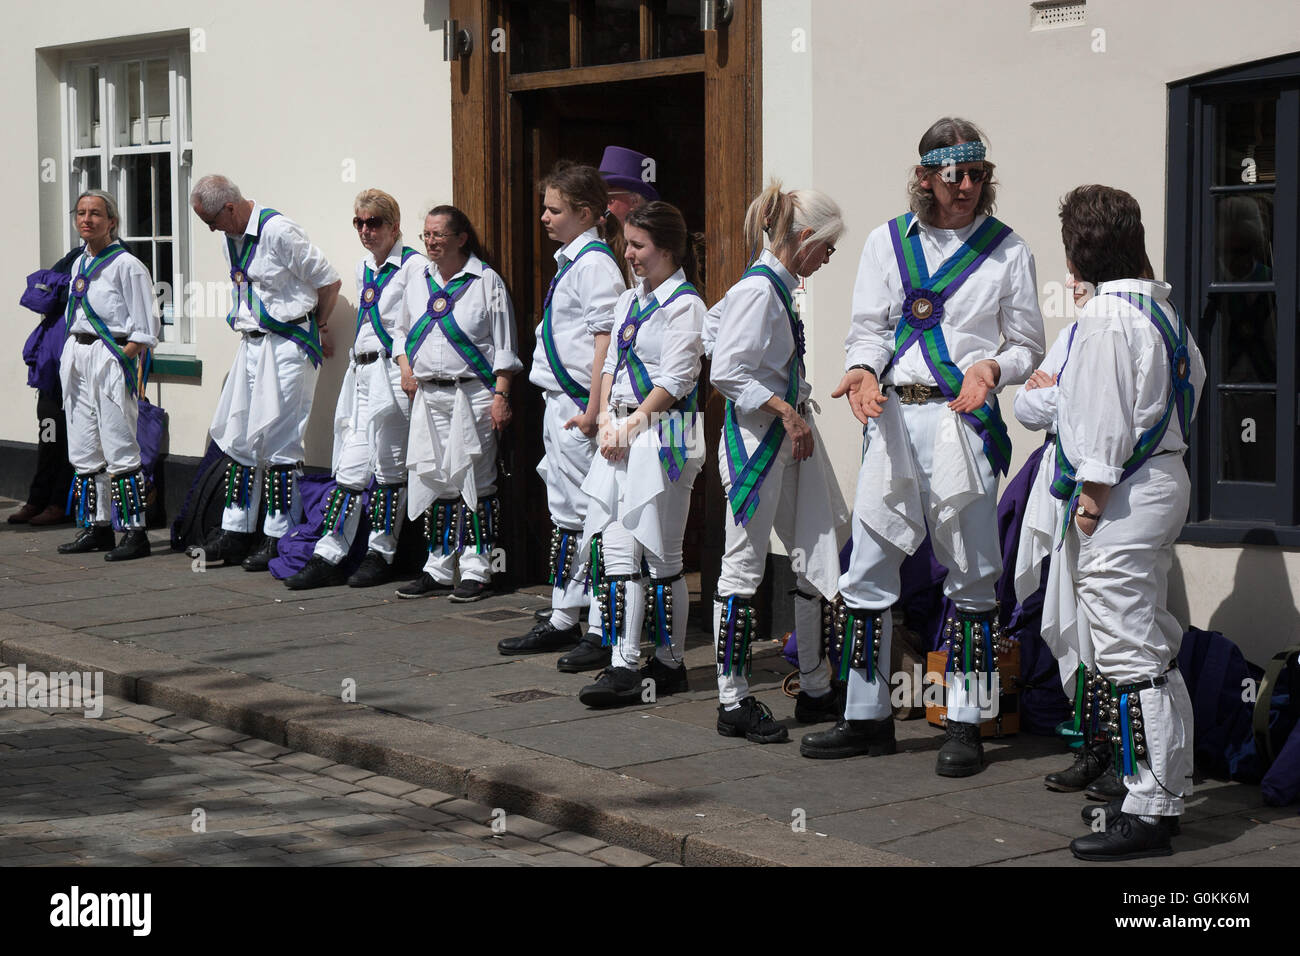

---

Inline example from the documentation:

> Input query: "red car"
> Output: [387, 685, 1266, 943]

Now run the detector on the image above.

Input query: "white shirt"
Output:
[528, 228, 624, 395]
[603, 269, 705, 406]
[352, 239, 427, 357]
[224, 201, 340, 331]
[67, 243, 159, 346]
[1013, 323, 1076, 433]
[711, 250, 810, 413]
[1057, 279, 1206, 486]
[701, 298, 724, 360]
[401, 254, 522, 380]
[845, 214, 1044, 389]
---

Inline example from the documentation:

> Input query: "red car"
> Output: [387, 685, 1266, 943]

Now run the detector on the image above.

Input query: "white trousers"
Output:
[211, 334, 316, 537]
[596, 441, 701, 670]
[1072, 455, 1193, 817]
[315, 359, 410, 565]
[840, 402, 1001, 724]
[407, 380, 498, 584]
[60, 339, 143, 529]
[715, 406, 831, 706]
[540, 392, 599, 629]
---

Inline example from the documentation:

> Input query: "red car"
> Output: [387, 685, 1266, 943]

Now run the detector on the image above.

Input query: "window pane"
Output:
[155, 157, 172, 236]
[584, 0, 640, 66]
[1214, 95, 1276, 186]
[509, 0, 571, 73]
[1219, 390, 1275, 482]
[121, 155, 155, 238]
[75, 156, 102, 192]
[126, 60, 143, 146]
[1209, 291, 1276, 384]
[655, 0, 703, 57]
[146, 57, 170, 144]
[74, 65, 101, 150]
[1214, 193, 1273, 281]
[122, 240, 154, 278]
[157, 241, 174, 327]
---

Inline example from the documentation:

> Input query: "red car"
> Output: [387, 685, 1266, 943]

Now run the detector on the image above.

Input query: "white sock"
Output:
[549, 608, 577, 630]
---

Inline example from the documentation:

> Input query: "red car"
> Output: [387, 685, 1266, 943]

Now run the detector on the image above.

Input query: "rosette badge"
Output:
[362, 284, 379, 306]
[72, 276, 87, 295]
[427, 294, 452, 318]
[230, 269, 246, 285]
[903, 288, 943, 330]
[620, 323, 636, 345]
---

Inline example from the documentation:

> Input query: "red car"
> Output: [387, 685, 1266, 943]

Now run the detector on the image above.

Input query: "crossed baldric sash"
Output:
[64, 242, 144, 397]
[612, 281, 704, 482]
[405, 263, 494, 386]
[355, 246, 421, 355]
[539, 240, 619, 411]
[225, 208, 324, 367]
[1048, 292, 1196, 541]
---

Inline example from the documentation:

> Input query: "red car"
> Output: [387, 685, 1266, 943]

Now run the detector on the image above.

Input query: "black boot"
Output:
[800, 717, 897, 759]
[1070, 812, 1173, 861]
[640, 657, 689, 696]
[1081, 797, 1181, 836]
[57, 525, 117, 554]
[1084, 765, 1128, 801]
[285, 556, 347, 590]
[189, 529, 255, 566]
[794, 684, 844, 724]
[556, 634, 612, 673]
[242, 535, 279, 572]
[717, 696, 789, 744]
[105, 529, 151, 562]
[346, 551, 392, 588]
[578, 667, 643, 708]
[1045, 742, 1109, 792]
[936, 719, 985, 777]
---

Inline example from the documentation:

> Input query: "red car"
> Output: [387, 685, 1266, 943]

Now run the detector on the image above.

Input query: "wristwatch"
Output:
[1075, 504, 1101, 521]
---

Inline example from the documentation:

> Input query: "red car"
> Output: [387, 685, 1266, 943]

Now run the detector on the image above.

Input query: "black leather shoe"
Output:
[241, 535, 279, 572]
[717, 696, 789, 744]
[395, 573, 454, 599]
[285, 556, 346, 591]
[800, 717, 897, 759]
[1084, 766, 1128, 801]
[58, 526, 116, 554]
[449, 578, 490, 603]
[347, 551, 392, 588]
[498, 621, 582, 656]
[1045, 743, 1109, 792]
[936, 719, 985, 777]
[1081, 797, 1182, 836]
[556, 635, 611, 673]
[533, 607, 553, 623]
[578, 666, 644, 708]
[1070, 812, 1174, 861]
[189, 528, 256, 565]
[794, 687, 843, 724]
[640, 657, 689, 697]
[105, 529, 151, 562]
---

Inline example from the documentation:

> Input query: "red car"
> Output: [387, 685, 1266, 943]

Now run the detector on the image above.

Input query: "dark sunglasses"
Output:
[353, 216, 386, 231]
[939, 167, 988, 185]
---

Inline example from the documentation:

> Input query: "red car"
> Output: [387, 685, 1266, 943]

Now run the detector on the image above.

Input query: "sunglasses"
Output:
[353, 216, 387, 231]
[938, 167, 988, 186]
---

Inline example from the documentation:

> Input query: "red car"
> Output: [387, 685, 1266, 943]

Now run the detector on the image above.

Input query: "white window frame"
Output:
[61, 40, 193, 351]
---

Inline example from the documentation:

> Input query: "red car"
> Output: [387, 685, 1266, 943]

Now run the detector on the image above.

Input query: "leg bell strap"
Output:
[834, 603, 884, 683]
[426, 497, 464, 556]
[67, 470, 103, 528]
[945, 607, 1002, 681]
[264, 464, 297, 517]
[459, 495, 500, 554]
[322, 485, 364, 536]
[223, 459, 255, 511]
[369, 483, 405, 536]
[716, 592, 756, 678]
[108, 469, 147, 527]
[646, 571, 685, 648]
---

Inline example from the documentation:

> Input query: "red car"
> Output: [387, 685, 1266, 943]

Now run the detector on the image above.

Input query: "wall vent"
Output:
[1031, 1, 1086, 31]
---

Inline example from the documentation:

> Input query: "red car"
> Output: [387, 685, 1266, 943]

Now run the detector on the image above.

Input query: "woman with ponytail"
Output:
[709, 180, 851, 744]
[575, 201, 706, 707]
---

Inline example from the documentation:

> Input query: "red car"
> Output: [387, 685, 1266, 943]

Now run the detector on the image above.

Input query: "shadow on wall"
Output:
[1171, 547, 1300, 667]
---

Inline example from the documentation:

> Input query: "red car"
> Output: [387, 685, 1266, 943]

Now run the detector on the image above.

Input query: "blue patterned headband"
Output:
[919, 141, 986, 167]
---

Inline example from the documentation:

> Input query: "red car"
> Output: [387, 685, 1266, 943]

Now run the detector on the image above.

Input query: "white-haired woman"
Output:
[57, 189, 159, 561]
[709, 180, 850, 744]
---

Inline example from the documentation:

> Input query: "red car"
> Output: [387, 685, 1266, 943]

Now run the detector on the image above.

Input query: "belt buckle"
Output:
[899, 384, 933, 404]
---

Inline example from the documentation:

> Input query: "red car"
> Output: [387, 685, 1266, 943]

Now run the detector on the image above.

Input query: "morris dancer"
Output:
[189, 174, 340, 570]
[398, 205, 518, 602]
[286, 189, 425, 590]
[806, 118, 1044, 773]
[711, 180, 849, 744]
[57, 190, 158, 562]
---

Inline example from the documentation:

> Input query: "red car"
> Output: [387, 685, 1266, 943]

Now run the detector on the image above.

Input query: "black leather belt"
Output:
[890, 383, 945, 404]
[421, 376, 480, 387]
[613, 402, 640, 417]
[353, 351, 383, 365]
[73, 332, 127, 346]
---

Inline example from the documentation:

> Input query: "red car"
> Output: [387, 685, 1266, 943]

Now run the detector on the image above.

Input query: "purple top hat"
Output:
[599, 146, 660, 201]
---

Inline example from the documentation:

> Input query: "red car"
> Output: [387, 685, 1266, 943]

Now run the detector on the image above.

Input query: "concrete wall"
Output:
[762, 0, 1300, 664]
[6, 0, 453, 464]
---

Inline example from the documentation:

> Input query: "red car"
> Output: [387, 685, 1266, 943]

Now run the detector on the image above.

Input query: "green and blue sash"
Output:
[405, 272, 491, 387]
[225, 208, 324, 367]
[1051, 292, 1195, 541]
[722, 264, 803, 526]
[614, 283, 703, 481]
[539, 240, 618, 411]
[64, 242, 141, 398]
[356, 246, 420, 356]
[885, 212, 1014, 476]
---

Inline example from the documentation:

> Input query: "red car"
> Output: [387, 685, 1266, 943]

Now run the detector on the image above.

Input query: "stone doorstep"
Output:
[0, 632, 911, 868]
